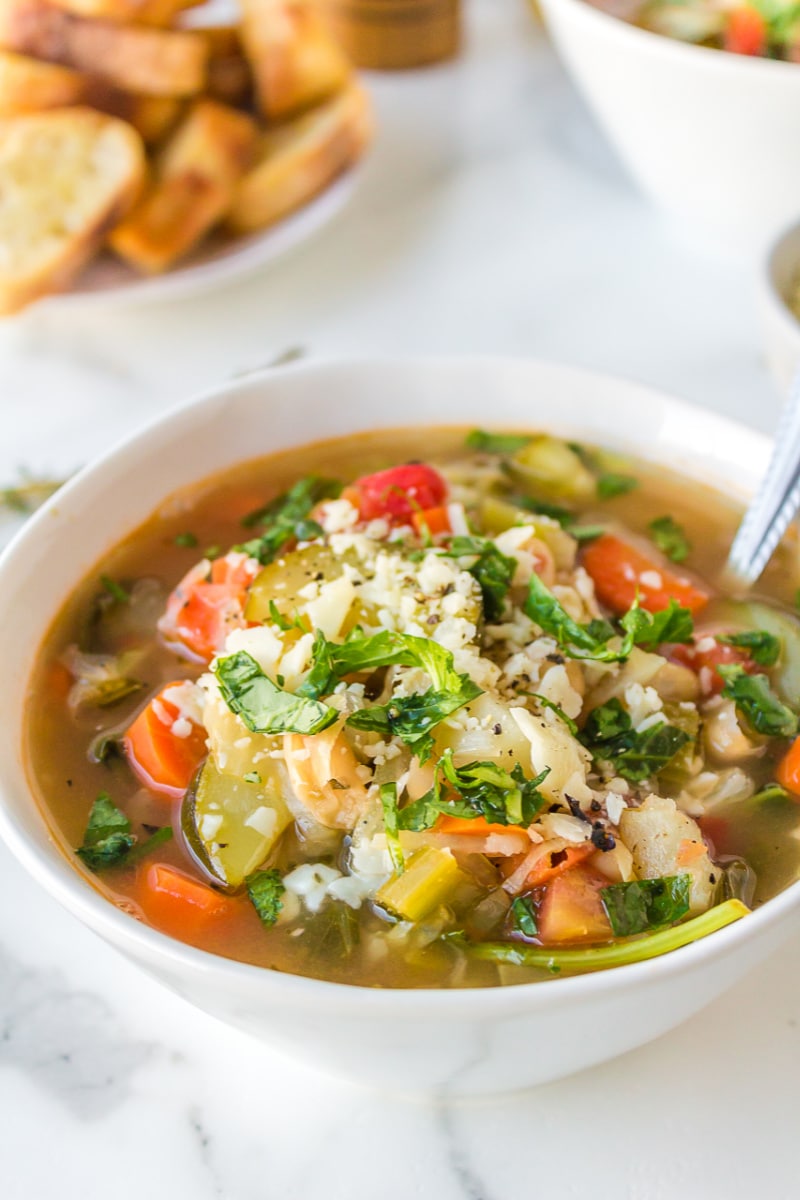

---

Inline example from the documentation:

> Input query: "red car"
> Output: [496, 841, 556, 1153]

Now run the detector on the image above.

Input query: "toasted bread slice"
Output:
[227, 81, 371, 235]
[0, 107, 144, 313]
[109, 98, 258, 272]
[84, 78, 182, 143]
[239, 0, 351, 120]
[0, 0, 208, 95]
[0, 47, 84, 113]
[47, 0, 201, 26]
[203, 24, 251, 107]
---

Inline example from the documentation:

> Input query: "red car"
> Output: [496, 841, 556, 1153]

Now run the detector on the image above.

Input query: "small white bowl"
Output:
[539, 0, 800, 252]
[0, 357, 798, 1097]
[759, 218, 800, 393]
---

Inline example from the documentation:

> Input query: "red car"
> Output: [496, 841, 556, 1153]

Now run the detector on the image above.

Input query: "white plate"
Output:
[35, 166, 360, 312]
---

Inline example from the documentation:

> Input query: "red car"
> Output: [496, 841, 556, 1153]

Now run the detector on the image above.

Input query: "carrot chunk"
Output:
[582, 534, 710, 616]
[525, 842, 594, 888]
[411, 505, 451, 538]
[139, 863, 238, 939]
[777, 737, 800, 796]
[436, 814, 524, 837]
[125, 684, 206, 796]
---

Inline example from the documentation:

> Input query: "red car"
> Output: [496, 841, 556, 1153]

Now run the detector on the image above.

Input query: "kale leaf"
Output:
[215, 650, 338, 735]
[380, 783, 405, 874]
[398, 751, 549, 830]
[718, 630, 780, 668]
[580, 699, 691, 783]
[717, 664, 798, 738]
[601, 875, 691, 937]
[237, 476, 340, 564]
[76, 793, 135, 871]
[447, 535, 516, 622]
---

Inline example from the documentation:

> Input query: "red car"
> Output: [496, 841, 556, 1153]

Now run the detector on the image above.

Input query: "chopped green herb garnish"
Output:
[380, 783, 405, 874]
[569, 524, 606, 542]
[100, 575, 129, 604]
[174, 532, 199, 548]
[719, 630, 780, 667]
[243, 771, 261, 784]
[205, 544, 221, 559]
[246, 868, 285, 928]
[508, 495, 575, 525]
[581, 699, 691, 783]
[398, 751, 549, 830]
[267, 600, 308, 634]
[215, 650, 338, 736]
[238, 476, 340, 564]
[447, 535, 516, 622]
[717, 665, 798, 738]
[124, 825, 173, 866]
[466, 429, 531, 455]
[648, 516, 691, 563]
[348, 679, 481, 763]
[528, 693, 578, 736]
[524, 574, 629, 662]
[596, 472, 638, 499]
[619, 597, 694, 648]
[601, 875, 691, 937]
[294, 518, 324, 542]
[510, 895, 538, 938]
[76, 793, 135, 871]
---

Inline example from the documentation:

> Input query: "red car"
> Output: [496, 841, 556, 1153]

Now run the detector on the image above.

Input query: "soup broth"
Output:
[25, 426, 800, 988]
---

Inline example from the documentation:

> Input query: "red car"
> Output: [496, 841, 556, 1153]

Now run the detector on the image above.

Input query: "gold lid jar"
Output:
[316, 1, 461, 70]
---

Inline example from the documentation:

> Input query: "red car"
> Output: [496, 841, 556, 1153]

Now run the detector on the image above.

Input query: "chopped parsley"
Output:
[100, 575, 129, 604]
[580, 699, 691, 783]
[619, 597, 694, 649]
[596, 472, 638, 499]
[246, 869, 285, 928]
[601, 875, 691, 937]
[76, 795, 171, 871]
[528, 693, 578, 736]
[215, 650, 338, 736]
[398, 751, 549, 830]
[237, 476, 340, 564]
[447, 535, 516, 622]
[719, 630, 780, 667]
[174, 531, 199, 548]
[380, 783, 405, 874]
[466, 429, 531, 455]
[717, 665, 798, 738]
[510, 895, 538, 938]
[648, 516, 691, 563]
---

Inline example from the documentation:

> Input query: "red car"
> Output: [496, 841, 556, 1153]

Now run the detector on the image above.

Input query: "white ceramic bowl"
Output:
[539, 0, 800, 251]
[759, 217, 800, 392]
[1, 357, 799, 1097]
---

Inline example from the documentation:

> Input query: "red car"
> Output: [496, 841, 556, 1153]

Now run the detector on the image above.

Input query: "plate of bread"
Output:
[0, 0, 373, 314]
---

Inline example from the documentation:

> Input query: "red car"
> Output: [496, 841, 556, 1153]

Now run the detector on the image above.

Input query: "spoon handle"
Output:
[725, 373, 800, 587]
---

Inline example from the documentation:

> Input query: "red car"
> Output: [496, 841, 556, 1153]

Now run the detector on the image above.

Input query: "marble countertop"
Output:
[2, 2, 798, 1197]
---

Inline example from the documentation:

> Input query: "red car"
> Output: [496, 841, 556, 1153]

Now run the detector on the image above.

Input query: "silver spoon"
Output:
[725, 373, 800, 588]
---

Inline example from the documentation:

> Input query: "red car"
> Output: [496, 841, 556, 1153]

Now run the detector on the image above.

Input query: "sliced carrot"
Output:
[412, 506, 452, 538]
[725, 6, 767, 55]
[159, 551, 258, 662]
[436, 814, 525, 837]
[48, 660, 73, 701]
[525, 842, 594, 888]
[139, 862, 238, 939]
[777, 737, 800, 796]
[125, 684, 206, 797]
[582, 534, 710, 616]
[676, 837, 708, 866]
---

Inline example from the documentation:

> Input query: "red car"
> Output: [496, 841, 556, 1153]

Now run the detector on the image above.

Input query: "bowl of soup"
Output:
[2, 357, 800, 1096]
[538, 0, 800, 249]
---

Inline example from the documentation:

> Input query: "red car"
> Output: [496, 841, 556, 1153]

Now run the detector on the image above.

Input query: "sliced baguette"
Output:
[239, 0, 351, 121]
[0, 0, 208, 95]
[203, 24, 251, 108]
[227, 80, 371, 235]
[0, 47, 84, 114]
[46, 0, 202, 26]
[0, 106, 144, 313]
[84, 78, 182, 143]
[109, 98, 258, 272]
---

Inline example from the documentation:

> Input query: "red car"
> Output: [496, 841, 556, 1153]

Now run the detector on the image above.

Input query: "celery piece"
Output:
[453, 899, 749, 975]
[377, 846, 465, 922]
[506, 435, 596, 502]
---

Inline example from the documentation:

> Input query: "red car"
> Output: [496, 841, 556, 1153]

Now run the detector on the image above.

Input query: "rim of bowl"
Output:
[541, 0, 800, 79]
[762, 217, 800, 350]
[0, 354, 797, 1020]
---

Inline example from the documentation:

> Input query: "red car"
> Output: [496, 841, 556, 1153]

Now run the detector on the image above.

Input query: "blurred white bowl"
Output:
[539, 0, 800, 251]
[0, 358, 798, 1096]
[759, 217, 800, 392]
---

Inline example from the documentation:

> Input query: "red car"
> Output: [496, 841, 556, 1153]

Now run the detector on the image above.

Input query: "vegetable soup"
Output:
[25, 427, 800, 988]
[588, 0, 800, 62]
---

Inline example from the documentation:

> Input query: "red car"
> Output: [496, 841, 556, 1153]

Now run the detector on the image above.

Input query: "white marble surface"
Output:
[2, 2, 799, 1197]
